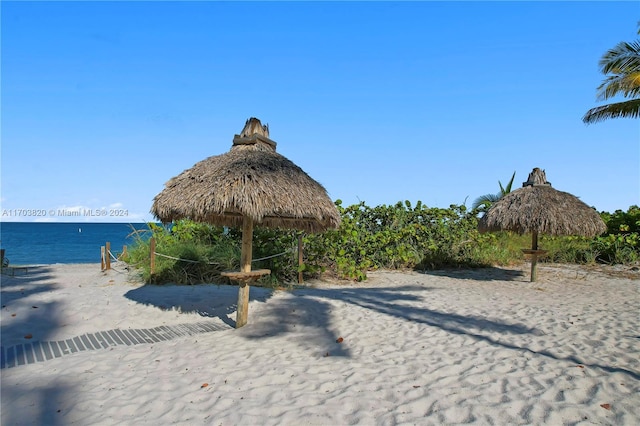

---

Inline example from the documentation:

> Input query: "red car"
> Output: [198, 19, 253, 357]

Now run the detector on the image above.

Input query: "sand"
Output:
[1, 262, 639, 425]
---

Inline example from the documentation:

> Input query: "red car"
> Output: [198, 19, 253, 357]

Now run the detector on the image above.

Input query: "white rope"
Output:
[152, 248, 292, 265]
[103, 251, 128, 274]
[153, 252, 220, 265]
[252, 250, 291, 262]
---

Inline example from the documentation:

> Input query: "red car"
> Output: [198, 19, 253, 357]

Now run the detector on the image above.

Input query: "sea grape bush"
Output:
[301, 200, 493, 280]
[592, 205, 640, 264]
[600, 205, 640, 234]
[126, 204, 639, 284]
[539, 206, 639, 265]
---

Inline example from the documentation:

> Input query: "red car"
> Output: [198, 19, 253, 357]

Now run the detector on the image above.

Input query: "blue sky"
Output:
[1, 1, 639, 223]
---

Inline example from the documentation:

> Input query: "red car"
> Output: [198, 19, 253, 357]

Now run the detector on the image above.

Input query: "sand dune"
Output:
[1, 262, 638, 425]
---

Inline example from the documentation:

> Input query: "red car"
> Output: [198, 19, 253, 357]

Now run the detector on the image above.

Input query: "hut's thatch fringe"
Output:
[478, 184, 606, 237]
[151, 119, 340, 233]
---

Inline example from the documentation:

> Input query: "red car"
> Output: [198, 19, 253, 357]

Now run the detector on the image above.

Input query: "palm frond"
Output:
[596, 71, 640, 100]
[585, 33, 640, 124]
[499, 171, 516, 195]
[599, 41, 640, 75]
[582, 98, 640, 124]
[472, 193, 501, 210]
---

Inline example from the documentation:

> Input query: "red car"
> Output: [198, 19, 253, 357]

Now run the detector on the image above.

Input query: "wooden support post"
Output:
[150, 237, 156, 275]
[225, 271, 272, 327]
[105, 242, 111, 270]
[530, 232, 538, 282]
[236, 281, 250, 328]
[236, 216, 254, 328]
[122, 245, 127, 259]
[298, 234, 303, 284]
[240, 216, 253, 273]
[530, 255, 539, 282]
[101, 246, 105, 270]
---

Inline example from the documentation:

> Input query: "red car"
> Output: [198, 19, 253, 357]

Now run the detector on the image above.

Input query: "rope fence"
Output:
[100, 245, 131, 274]
[101, 235, 306, 283]
[153, 252, 218, 264]
[251, 250, 291, 263]
[150, 248, 291, 265]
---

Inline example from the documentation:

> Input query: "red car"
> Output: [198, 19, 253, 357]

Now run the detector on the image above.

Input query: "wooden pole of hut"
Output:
[530, 231, 539, 282]
[237, 216, 253, 328]
[221, 216, 271, 328]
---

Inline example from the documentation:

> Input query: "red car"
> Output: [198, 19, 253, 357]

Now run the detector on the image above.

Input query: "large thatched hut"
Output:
[478, 168, 606, 281]
[152, 118, 340, 232]
[152, 117, 340, 326]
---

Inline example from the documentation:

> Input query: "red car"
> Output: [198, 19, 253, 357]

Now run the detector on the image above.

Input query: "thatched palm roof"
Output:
[151, 118, 340, 233]
[478, 168, 606, 237]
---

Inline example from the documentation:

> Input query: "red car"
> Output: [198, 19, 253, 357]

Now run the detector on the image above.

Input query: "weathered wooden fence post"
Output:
[101, 246, 105, 270]
[105, 242, 111, 270]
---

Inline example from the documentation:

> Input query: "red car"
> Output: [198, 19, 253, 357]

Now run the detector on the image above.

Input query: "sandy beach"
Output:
[1, 262, 638, 425]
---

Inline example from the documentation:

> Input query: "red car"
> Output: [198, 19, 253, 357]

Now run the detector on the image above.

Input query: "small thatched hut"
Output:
[152, 117, 340, 326]
[478, 168, 606, 281]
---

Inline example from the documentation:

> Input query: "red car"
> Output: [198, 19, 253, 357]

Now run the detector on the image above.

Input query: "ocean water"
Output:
[0, 222, 152, 265]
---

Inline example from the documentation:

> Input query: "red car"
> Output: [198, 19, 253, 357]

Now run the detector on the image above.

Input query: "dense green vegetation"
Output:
[124, 203, 639, 285]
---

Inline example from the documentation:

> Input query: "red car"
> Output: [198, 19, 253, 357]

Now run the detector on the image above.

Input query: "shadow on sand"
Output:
[1, 381, 73, 426]
[0, 266, 74, 426]
[238, 279, 640, 380]
[423, 266, 526, 281]
[124, 282, 273, 328]
[237, 283, 537, 359]
[1, 266, 62, 348]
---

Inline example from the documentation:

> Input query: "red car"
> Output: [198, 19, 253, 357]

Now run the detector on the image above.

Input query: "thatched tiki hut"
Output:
[152, 118, 340, 327]
[478, 168, 606, 281]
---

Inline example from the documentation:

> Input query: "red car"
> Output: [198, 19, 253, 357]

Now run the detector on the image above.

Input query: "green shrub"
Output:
[124, 204, 640, 285]
[126, 221, 240, 285]
[595, 206, 640, 264]
[600, 205, 640, 234]
[591, 233, 639, 264]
